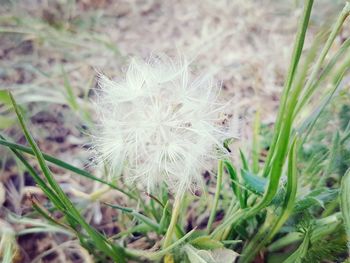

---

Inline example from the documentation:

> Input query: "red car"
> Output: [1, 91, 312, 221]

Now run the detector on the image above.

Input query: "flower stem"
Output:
[207, 160, 224, 233]
[163, 191, 185, 249]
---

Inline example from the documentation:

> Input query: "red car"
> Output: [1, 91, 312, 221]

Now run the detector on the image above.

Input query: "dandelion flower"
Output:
[93, 55, 236, 193]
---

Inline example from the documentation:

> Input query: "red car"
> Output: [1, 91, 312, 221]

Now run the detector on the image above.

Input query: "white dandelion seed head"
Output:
[93, 55, 237, 193]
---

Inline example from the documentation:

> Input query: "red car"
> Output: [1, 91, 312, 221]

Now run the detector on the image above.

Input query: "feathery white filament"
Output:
[94, 55, 236, 193]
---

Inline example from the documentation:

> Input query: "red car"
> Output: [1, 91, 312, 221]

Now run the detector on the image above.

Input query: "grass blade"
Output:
[262, 0, 314, 176]
[0, 135, 134, 199]
[294, 2, 350, 116]
[9, 92, 126, 262]
[224, 160, 245, 208]
[207, 160, 224, 233]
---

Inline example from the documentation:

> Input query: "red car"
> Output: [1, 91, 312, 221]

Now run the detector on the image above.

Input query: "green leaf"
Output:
[239, 149, 249, 170]
[224, 161, 245, 208]
[238, 150, 249, 206]
[294, 188, 338, 213]
[190, 236, 224, 250]
[159, 202, 170, 233]
[184, 245, 210, 263]
[241, 169, 267, 196]
[184, 245, 238, 263]
[283, 230, 310, 263]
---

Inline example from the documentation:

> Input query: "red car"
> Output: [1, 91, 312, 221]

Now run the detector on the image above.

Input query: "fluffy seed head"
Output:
[93, 55, 237, 193]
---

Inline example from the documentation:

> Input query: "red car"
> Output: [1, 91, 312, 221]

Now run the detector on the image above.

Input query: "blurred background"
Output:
[0, 0, 348, 262]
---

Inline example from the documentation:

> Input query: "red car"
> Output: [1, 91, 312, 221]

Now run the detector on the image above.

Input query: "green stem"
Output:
[219, 1, 349, 239]
[207, 160, 224, 233]
[294, 2, 350, 117]
[262, 0, 314, 178]
[163, 191, 185, 249]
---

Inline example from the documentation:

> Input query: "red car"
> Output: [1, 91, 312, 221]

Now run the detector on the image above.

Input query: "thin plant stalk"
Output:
[207, 160, 224, 233]
[163, 191, 185, 249]
[294, 2, 350, 117]
[262, 0, 314, 178]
